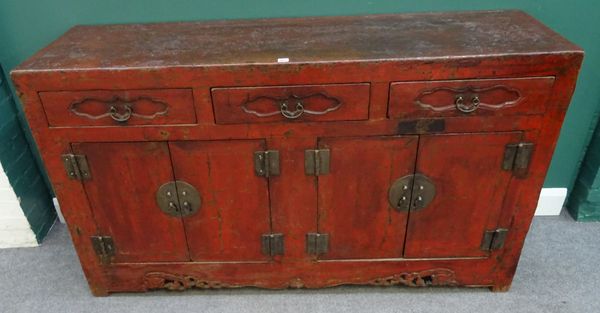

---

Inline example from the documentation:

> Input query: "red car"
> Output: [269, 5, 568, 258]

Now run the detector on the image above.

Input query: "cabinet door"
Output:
[73, 142, 189, 263]
[403, 132, 522, 258]
[316, 136, 418, 259]
[169, 140, 272, 262]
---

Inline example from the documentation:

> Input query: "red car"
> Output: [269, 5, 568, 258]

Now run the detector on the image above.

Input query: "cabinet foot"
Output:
[490, 283, 512, 292]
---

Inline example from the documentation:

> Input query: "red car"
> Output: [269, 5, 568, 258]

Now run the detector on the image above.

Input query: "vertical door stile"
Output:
[400, 135, 421, 258]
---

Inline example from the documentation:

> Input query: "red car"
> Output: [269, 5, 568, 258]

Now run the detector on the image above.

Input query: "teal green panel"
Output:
[0, 64, 56, 241]
[0, 0, 599, 194]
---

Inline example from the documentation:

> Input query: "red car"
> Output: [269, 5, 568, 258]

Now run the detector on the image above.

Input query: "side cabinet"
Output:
[11, 11, 583, 295]
[73, 140, 278, 263]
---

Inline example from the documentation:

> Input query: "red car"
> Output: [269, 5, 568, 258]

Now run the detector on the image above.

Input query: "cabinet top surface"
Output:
[14, 10, 581, 72]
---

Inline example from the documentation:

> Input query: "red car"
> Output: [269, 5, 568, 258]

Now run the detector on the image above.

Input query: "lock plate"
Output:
[411, 174, 436, 211]
[156, 180, 201, 217]
[388, 175, 414, 211]
[388, 174, 436, 212]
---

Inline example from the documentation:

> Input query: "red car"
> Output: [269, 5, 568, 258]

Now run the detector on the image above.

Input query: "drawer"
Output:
[211, 83, 370, 124]
[388, 77, 555, 118]
[39, 89, 196, 127]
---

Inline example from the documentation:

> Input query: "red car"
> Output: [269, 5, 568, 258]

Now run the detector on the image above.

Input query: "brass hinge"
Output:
[90, 236, 115, 264]
[61, 154, 91, 180]
[305, 149, 330, 176]
[306, 232, 329, 255]
[254, 150, 280, 177]
[480, 229, 508, 251]
[261, 233, 284, 256]
[502, 143, 534, 173]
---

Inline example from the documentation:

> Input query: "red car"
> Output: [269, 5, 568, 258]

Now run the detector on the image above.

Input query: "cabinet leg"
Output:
[490, 282, 512, 292]
[89, 285, 109, 297]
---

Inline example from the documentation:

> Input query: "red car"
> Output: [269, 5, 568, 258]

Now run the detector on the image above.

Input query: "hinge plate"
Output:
[261, 233, 284, 256]
[306, 232, 329, 255]
[305, 149, 330, 176]
[61, 154, 91, 180]
[502, 143, 534, 173]
[480, 228, 508, 251]
[91, 236, 115, 264]
[254, 150, 280, 177]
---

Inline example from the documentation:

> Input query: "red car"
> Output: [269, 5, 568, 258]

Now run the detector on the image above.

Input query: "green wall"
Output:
[1, 1, 599, 197]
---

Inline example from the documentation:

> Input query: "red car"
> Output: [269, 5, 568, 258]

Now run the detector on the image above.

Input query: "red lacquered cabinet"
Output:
[11, 10, 583, 295]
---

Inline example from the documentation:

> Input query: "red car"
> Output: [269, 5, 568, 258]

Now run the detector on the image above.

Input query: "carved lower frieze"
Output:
[143, 268, 457, 291]
[144, 272, 236, 291]
[368, 268, 458, 287]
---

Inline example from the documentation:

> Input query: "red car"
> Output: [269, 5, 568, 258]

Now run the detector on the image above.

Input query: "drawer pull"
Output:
[413, 85, 523, 114]
[455, 95, 480, 113]
[241, 93, 342, 119]
[109, 104, 133, 122]
[280, 100, 304, 119]
[68, 96, 170, 123]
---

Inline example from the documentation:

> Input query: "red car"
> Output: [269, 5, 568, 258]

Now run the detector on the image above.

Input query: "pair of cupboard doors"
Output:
[76, 130, 522, 264]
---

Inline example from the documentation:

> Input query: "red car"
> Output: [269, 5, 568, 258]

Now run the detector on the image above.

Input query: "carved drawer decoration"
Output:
[211, 83, 370, 124]
[389, 77, 555, 118]
[39, 89, 196, 126]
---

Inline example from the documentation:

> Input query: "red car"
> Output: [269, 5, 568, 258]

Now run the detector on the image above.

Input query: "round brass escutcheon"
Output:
[388, 174, 436, 212]
[156, 180, 201, 217]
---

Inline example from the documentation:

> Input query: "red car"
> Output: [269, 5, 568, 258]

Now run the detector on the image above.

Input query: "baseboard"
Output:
[534, 188, 567, 216]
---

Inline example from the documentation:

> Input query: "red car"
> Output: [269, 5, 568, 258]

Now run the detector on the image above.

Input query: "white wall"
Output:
[0, 163, 38, 248]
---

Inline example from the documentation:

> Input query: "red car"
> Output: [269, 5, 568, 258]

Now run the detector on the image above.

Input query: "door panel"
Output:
[317, 136, 418, 259]
[73, 142, 189, 263]
[404, 132, 521, 258]
[169, 140, 271, 262]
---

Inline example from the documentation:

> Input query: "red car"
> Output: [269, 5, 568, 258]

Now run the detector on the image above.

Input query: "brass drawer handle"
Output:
[109, 104, 133, 122]
[69, 96, 170, 123]
[280, 100, 304, 119]
[241, 93, 342, 119]
[455, 95, 480, 113]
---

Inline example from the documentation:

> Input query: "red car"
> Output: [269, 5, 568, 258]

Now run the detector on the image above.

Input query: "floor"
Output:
[1, 212, 598, 313]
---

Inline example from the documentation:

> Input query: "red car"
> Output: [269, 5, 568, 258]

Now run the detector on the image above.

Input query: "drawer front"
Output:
[211, 83, 370, 124]
[388, 77, 555, 118]
[40, 89, 196, 127]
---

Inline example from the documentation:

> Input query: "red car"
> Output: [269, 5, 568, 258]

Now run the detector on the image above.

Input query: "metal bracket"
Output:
[502, 143, 534, 173]
[91, 236, 115, 265]
[306, 232, 329, 255]
[61, 154, 91, 180]
[480, 228, 509, 251]
[261, 233, 284, 256]
[305, 149, 330, 176]
[254, 150, 280, 177]
[397, 119, 445, 134]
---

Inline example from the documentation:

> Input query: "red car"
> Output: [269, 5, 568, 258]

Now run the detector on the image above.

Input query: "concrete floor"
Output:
[1, 212, 599, 313]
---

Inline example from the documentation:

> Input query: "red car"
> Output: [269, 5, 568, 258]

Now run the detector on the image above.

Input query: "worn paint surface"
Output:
[11, 11, 582, 295]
